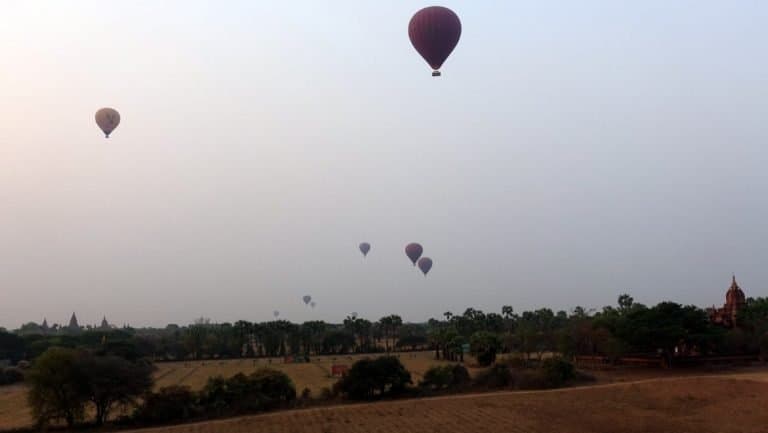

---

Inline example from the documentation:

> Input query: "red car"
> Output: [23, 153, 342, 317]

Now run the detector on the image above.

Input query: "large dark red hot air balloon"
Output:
[417, 257, 433, 276]
[408, 6, 462, 76]
[405, 243, 423, 266]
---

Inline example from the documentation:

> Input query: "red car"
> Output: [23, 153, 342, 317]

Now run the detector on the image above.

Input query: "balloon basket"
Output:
[432, 71, 441, 77]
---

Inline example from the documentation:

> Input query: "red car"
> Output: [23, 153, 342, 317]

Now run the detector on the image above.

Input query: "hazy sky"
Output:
[1, 1, 767, 329]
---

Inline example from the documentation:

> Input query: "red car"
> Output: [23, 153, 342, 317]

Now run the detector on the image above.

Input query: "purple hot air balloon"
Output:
[405, 243, 423, 266]
[273, 310, 279, 318]
[359, 242, 371, 257]
[417, 257, 433, 276]
[408, 6, 462, 76]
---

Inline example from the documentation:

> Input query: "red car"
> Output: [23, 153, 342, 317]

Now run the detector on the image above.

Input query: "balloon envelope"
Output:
[408, 6, 462, 76]
[359, 242, 371, 257]
[405, 243, 423, 265]
[310, 301, 316, 308]
[417, 257, 433, 276]
[95, 108, 120, 137]
[273, 310, 279, 317]
[303, 295, 311, 305]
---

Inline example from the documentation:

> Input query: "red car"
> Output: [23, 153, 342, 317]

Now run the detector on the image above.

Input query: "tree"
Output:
[470, 331, 501, 366]
[79, 355, 154, 425]
[0, 331, 25, 363]
[336, 356, 412, 400]
[27, 348, 88, 428]
[618, 294, 634, 313]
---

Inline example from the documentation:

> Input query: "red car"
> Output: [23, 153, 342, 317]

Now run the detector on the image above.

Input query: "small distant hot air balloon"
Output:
[303, 295, 311, 305]
[408, 6, 462, 76]
[359, 242, 371, 257]
[273, 310, 280, 318]
[417, 257, 433, 276]
[95, 108, 120, 138]
[310, 301, 316, 308]
[405, 243, 423, 266]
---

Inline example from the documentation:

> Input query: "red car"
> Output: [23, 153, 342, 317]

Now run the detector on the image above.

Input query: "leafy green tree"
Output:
[79, 355, 154, 425]
[27, 348, 88, 428]
[470, 331, 502, 366]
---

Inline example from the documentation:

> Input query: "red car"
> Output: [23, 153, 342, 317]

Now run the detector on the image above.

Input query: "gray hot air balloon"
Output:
[273, 310, 280, 318]
[303, 295, 311, 305]
[359, 242, 371, 257]
[417, 257, 433, 276]
[405, 243, 423, 266]
[95, 108, 120, 138]
[310, 301, 316, 308]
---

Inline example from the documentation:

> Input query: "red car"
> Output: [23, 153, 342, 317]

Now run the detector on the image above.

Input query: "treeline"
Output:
[3, 296, 768, 367]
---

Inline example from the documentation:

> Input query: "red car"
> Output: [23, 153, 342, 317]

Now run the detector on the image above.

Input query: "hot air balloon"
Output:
[273, 310, 280, 318]
[303, 295, 311, 305]
[405, 243, 423, 266]
[95, 108, 120, 138]
[417, 257, 433, 276]
[408, 6, 462, 76]
[310, 301, 316, 308]
[359, 242, 371, 257]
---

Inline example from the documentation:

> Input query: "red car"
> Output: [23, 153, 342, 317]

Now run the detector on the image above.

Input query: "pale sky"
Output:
[1, 1, 767, 328]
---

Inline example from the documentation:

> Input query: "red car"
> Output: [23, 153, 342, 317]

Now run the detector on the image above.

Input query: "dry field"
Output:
[125, 375, 768, 433]
[0, 351, 454, 431]
[3, 355, 768, 432]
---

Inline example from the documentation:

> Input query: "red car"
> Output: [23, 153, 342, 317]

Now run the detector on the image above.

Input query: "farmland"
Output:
[3, 354, 768, 432]
[0, 351, 457, 431]
[121, 374, 768, 433]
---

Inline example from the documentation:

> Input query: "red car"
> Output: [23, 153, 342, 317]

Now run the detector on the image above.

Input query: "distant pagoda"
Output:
[67, 312, 81, 334]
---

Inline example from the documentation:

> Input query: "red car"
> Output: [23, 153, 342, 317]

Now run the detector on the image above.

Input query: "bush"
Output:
[249, 368, 297, 408]
[320, 386, 335, 400]
[451, 364, 471, 387]
[473, 363, 512, 389]
[420, 365, 452, 389]
[0, 367, 24, 385]
[135, 386, 198, 424]
[420, 364, 470, 390]
[540, 358, 575, 387]
[198, 368, 296, 416]
[336, 356, 412, 400]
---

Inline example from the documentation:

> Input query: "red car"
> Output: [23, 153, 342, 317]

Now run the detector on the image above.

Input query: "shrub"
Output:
[198, 368, 296, 416]
[420, 364, 471, 390]
[320, 386, 335, 400]
[135, 386, 198, 424]
[540, 358, 575, 387]
[420, 365, 452, 389]
[450, 364, 471, 387]
[336, 356, 412, 400]
[473, 363, 511, 389]
[0, 367, 24, 385]
[249, 368, 297, 408]
[301, 387, 311, 399]
[512, 369, 549, 390]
